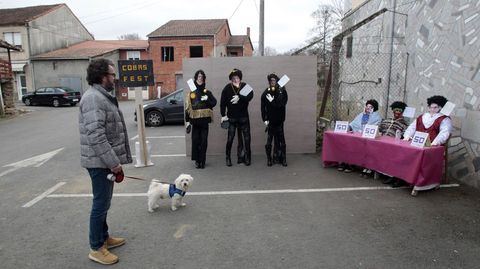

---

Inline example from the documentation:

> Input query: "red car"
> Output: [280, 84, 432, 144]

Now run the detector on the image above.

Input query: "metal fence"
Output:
[331, 48, 409, 121]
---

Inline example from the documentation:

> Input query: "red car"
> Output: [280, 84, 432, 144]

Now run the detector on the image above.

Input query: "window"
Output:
[36, 88, 46, 93]
[127, 51, 141, 60]
[174, 91, 184, 102]
[346, 36, 353, 58]
[3, 32, 22, 49]
[190, 46, 203, 58]
[161, 47, 174, 62]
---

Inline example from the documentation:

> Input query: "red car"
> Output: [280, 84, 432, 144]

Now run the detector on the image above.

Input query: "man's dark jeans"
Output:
[87, 168, 114, 250]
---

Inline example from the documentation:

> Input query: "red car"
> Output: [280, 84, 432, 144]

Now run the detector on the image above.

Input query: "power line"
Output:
[78, 0, 158, 19]
[252, 0, 259, 15]
[84, 1, 162, 25]
[229, 0, 245, 20]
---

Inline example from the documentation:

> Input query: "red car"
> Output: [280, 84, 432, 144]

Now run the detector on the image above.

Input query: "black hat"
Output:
[267, 73, 279, 82]
[229, 69, 242, 80]
[390, 101, 407, 111]
[366, 99, 379, 111]
[427, 95, 448, 107]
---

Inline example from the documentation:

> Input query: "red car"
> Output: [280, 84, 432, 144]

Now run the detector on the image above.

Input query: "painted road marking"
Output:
[132, 154, 186, 158]
[46, 184, 460, 198]
[1, 148, 64, 178]
[22, 182, 66, 208]
[131, 135, 185, 141]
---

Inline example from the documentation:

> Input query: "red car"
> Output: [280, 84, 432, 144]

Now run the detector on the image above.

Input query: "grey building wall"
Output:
[28, 5, 93, 56]
[183, 56, 317, 155]
[32, 60, 88, 92]
[340, 0, 480, 187]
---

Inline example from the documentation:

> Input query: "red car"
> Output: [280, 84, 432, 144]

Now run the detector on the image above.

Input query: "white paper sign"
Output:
[239, 84, 253, 96]
[278, 75, 290, 87]
[362, 124, 379, 139]
[334, 121, 349, 133]
[403, 107, 416, 118]
[440, 101, 456, 116]
[187, 79, 196, 92]
[410, 131, 430, 148]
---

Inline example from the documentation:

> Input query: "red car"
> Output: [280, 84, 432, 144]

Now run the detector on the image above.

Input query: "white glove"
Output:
[230, 95, 240, 104]
[402, 136, 410, 141]
[264, 121, 269, 126]
[221, 116, 229, 122]
[185, 122, 191, 128]
[201, 95, 208, 101]
[266, 94, 274, 102]
[431, 141, 439, 146]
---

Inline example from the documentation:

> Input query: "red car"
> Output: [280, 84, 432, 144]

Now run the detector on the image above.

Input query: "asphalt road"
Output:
[0, 101, 480, 269]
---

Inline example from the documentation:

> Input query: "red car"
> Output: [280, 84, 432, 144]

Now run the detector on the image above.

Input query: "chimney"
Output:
[247, 27, 250, 37]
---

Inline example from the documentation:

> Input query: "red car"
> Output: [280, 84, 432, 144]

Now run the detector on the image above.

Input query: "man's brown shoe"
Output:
[88, 246, 118, 265]
[105, 237, 126, 249]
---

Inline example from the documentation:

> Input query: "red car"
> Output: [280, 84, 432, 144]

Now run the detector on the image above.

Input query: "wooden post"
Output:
[134, 87, 151, 167]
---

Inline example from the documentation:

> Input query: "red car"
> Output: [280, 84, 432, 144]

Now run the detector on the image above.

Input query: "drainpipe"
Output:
[26, 21, 36, 92]
[385, 0, 397, 118]
[213, 34, 216, 57]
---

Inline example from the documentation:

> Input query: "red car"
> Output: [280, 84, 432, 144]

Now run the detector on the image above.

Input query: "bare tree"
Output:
[117, 33, 142, 40]
[308, 0, 344, 60]
[254, 46, 278, 56]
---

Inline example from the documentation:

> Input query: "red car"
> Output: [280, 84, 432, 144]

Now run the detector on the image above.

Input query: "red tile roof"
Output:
[228, 35, 248, 47]
[0, 4, 64, 26]
[32, 40, 148, 60]
[148, 19, 228, 37]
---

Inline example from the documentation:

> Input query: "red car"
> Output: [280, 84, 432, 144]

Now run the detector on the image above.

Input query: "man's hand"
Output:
[221, 116, 229, 122]
[111, 164, 122, 174]
[266, 94, 274, 102]
[201, 95, 208, 101]
[264, 121, 269, 126]
[230, 95, 240, 104]
[402, 136, 410, 141]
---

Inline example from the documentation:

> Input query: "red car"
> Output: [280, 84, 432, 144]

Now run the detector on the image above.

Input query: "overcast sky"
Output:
[0, 0, 329, 53]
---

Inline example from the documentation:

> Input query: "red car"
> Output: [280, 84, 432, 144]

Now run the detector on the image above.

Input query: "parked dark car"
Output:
[22, 87, 81, 107]
[135, 88, 184, 126]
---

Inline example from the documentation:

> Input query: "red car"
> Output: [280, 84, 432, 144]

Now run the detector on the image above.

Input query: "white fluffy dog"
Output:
[147, 174, 194, 212]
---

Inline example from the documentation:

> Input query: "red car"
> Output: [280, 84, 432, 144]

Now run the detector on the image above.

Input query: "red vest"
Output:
[415, 115, 448, 143]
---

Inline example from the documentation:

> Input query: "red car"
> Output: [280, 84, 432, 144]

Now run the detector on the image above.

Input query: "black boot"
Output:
[281, 145, 287, 167]
[226, 156, 232, 167]
[195, 161, 201, 169]
[244, 150, 251, 166]
[200, 161, 205, 169]
[265, 145, 272, 166]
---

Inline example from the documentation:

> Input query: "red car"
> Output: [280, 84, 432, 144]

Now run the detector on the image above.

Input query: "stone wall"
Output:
[341, 0, 480, 187]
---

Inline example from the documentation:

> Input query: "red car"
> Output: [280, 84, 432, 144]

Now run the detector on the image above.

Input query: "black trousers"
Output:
[226, 117, 251, 161]
[265, 123, 286, 162]
[191, 122, 209, 164]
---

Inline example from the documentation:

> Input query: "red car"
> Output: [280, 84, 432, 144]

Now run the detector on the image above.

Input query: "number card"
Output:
[187, 79, 196, 92]
[410, 131, 431, 148]
[334, 121, 349, 133]
[278, 75, 290, 87]
[402, 107, 416, 118]
[361, 124, 379, 139]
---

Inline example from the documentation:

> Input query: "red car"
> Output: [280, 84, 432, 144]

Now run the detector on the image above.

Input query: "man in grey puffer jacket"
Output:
[79, 58, 132, 265]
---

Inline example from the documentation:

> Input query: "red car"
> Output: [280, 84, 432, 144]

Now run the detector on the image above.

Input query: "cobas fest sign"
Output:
[117, 60, 154, 87]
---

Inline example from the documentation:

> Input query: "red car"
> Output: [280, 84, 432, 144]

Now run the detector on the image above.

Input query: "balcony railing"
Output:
[0, 59, 13, 81]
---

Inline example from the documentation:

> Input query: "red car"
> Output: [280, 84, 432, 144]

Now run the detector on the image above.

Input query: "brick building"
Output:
[31, 40, 151, 100]
[147, 19, 254, 96]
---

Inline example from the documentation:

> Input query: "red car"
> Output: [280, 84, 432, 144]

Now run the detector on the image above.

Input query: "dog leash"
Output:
[124, 175, 171, 185]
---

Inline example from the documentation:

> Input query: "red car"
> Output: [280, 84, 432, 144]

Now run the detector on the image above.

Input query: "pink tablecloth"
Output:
[322, 131, 444, 188]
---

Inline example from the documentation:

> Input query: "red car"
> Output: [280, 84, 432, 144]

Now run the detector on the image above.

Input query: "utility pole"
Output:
[259, 0, 265, 56]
